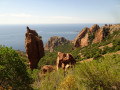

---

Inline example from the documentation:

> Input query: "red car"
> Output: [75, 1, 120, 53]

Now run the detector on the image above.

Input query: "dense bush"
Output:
[38, 43, 74, 69]
[70, 47, 83, 61]
[100, 30, 120, 46]
[0, 46, 33, 89]
[60, 75, 77, 90]
[38, 52, 57, 69]
[81, 46, 102, 59]
[54, 43, 74, 53]
[75, 54, 120, 89]
[33, 69, 65, 90]
[112, 39, 120, 51]
[33, 54, 120, 90]
[102, 39, 120, 54]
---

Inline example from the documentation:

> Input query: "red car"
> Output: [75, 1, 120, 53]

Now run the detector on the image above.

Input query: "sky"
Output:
[0, 0, 120, 24]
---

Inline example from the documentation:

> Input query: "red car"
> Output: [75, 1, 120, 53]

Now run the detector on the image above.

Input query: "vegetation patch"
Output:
[0, 46, 33, 89]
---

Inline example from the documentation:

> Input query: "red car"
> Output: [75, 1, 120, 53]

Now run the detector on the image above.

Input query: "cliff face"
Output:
[44, 36, 71, 51]
[93, 25, 110, 43]
[74, 24, 100, 49]
[74, 24, 120, 49]
[25, 27, 45, 69]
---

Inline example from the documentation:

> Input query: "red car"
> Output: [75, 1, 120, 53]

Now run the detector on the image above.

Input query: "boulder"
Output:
[56, 52, 76, 71]
[41, 65, 55, 74]
[44, 36, 71, 52]
[25, 26, 44, 69]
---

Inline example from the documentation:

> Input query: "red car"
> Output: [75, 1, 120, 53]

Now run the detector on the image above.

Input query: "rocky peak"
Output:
[25, 27, 44, 69]
[44, 36, 71, 51]
[74, 24, 113, 49]
[92, 25, 110, 43]
[89, 24, 100, 33]
[74, 27, 90, 49]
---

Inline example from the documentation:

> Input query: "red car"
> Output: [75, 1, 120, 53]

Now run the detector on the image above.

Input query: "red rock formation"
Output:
[56, 52, 76, 71]
[74, 27, 89, 49]
[74, 24, 100, 49]
[73, 24, 115, 48]
[25, 27, 44, 69]
[109, 24, 120, 34]
[44, 36, 71, 52]
[41, 65, 55, 74]
[89, 24, 100, 33]
[92, 25, 110, 43]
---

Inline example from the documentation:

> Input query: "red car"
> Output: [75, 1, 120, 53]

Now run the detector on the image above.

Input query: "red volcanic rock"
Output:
[41, 65, 55, 74]
[89, 24, 100, 33]
[74, 27, 90, 49]
[25, 27, 44, 69]
[56, 52, 76, 71]
[74, 24, 115, 48]
[74, 24, 100, 49]
[109, 24, 120, 34]
[92, 25, 110, 43]
[44, 36, 71, 52]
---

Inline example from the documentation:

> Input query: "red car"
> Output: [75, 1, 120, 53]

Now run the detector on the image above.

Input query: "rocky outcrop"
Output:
[56, 52, 76, 71]
[74, 27, 89, 49]
[44, 36, 71, 51]
[109, 24, 120, 34]
[92, 25, 110, 43]
[25, 27, 44, 69]
[74, 24, 117, 49]
[41, 65, 55, 74]
[74, 24, 100, 49]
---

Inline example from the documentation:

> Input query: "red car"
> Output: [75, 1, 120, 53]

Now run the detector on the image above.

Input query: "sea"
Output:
[0, 24, 104, 51]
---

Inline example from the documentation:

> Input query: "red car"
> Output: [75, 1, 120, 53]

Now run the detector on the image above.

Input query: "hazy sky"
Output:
[0, 0, 120, 24]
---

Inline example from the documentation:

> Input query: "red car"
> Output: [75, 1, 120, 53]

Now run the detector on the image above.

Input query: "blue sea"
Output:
[0, 24, 104, 51]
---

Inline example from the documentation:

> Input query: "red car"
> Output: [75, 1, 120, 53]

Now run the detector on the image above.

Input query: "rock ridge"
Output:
[44, 36, 71, 51]
[74, 24, 120, 49]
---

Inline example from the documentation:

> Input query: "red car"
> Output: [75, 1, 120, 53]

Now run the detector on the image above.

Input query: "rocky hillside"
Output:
[74, 24, 120, 49]
[44, 36, 71, 51]
[32, 24, 120, 90]
[2, 24, 120, 90]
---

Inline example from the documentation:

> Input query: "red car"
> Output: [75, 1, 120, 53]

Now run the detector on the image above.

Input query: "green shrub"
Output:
[0, 46, 33, 89]
[70, 47, 82, 61]
[33, 69, 65, 90]
[54, 43, 74, 53]
[102, 46, 114, 54]
[81, 46, 102, 59]
[33, 54, 120, 90]
[75, 54, 120, 90]
[38, 52, 57, 69]
[59, 75, 77, 90]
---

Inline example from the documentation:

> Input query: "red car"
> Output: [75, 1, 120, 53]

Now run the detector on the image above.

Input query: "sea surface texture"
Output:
[0, 24, 103, 51]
